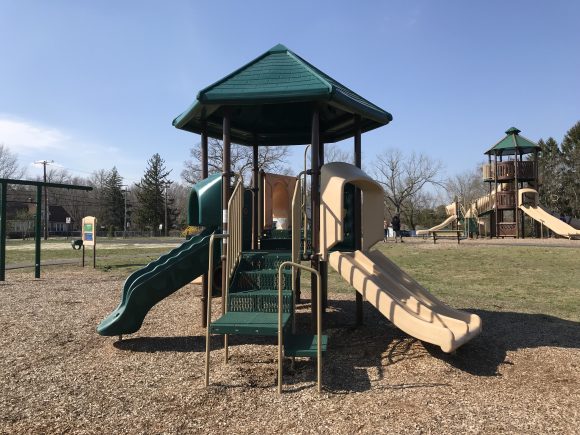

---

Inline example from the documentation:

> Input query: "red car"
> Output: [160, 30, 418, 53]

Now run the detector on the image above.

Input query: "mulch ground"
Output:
[1, 267, 579, 434]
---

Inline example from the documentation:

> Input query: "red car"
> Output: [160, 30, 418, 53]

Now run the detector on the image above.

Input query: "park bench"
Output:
[431, 230, 462, 244]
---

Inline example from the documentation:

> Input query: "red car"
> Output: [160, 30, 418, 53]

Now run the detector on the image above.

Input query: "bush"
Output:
[181, 226, 201, 238]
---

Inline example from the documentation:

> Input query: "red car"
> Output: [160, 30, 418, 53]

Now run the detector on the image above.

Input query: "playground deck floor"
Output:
[1, 267, 579, 434]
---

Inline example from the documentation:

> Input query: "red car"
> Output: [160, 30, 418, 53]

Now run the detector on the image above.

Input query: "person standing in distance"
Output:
[391, 214, 404, 243]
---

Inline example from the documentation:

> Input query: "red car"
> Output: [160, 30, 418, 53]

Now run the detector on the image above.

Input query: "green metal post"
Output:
[0, 182, 6, 281]
[35, 186, 42, 278]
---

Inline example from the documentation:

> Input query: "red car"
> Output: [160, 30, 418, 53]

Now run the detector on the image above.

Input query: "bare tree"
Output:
[445, 165, 488, 209]
[373, 148, 444, 218]
[181, 138, 291, 185]
[0, 144, 25, 178]
[324, 144, 352, 164]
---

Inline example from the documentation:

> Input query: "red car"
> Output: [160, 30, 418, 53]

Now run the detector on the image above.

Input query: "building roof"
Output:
[173, 44, 392, 145]
[485, 127, 541, 156]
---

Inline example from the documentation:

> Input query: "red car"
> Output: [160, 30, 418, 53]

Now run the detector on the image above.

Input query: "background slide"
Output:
[97, 226, 218, 336]
[329, 249, 481, 353]
[416, 214, 457, 236]
[520, 205, 580, 239]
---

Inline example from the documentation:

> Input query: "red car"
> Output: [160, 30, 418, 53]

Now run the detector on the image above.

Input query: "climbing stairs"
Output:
[208, 251, 326, 357]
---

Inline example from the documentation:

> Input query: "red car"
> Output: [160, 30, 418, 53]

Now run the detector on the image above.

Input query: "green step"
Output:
[209, 311, 291, 336]
[228, 289, 293, 313]
[283, 334, 328, 357]
[231, 269, 293, 292]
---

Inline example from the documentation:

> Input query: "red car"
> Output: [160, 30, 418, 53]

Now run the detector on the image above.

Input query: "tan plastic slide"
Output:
[520, 205, 580, 239]
[416, 214, 457, 236]
[329, 249, 482, 353]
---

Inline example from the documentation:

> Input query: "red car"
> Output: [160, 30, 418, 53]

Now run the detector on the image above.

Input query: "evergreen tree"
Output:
[537, 137, 564, 213]
[102, 167, 125, 231]
[560, 121, 580, 217]
[135, 154, 173, 232]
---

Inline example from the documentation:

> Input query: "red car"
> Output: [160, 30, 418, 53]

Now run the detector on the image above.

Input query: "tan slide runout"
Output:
[520, 205, 580, 239]
[329, 249, 482, 353]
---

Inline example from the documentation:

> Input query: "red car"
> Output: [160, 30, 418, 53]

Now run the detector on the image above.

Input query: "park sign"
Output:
[82, 216, 97, 246]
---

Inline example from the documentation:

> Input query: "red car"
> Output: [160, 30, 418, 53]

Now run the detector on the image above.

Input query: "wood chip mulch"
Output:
[1, 268, 579, 434]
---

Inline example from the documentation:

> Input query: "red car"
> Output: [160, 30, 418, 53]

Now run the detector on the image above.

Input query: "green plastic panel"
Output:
[331, 182, 355, 252]
[283, 334, 328, 357]
[188, 173, 222, 227]
[209, 312, 291, 336]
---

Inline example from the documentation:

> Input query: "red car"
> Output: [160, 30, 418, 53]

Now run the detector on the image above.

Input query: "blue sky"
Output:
[1, 0, 579, 185]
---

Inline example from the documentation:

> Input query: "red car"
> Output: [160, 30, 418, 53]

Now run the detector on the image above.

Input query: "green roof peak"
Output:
[269, 43, 289, 53]
[505, 127, 521, 135]
[485, 127, 540, 156]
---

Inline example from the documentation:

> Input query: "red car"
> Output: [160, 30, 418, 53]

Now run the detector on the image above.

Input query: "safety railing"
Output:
[277, 261, 322, 394]
[496, 191, 515, 209]
[476, 193, 495, 214]
[226, 179, 244, 283]
[482, 163, 495, 181]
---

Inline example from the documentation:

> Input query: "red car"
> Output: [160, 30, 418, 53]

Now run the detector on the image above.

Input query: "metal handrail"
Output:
[226, 180, 243, 284]
[205, 233, 228, 387]
[277, 261, 322, 394]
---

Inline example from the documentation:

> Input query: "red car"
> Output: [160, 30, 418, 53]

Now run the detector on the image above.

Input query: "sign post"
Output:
[82, 216, 97, 268]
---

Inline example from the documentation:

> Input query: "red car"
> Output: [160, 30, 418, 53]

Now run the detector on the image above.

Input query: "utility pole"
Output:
[121, 185, 128, 239]
[34, 160, 53, 240]
[164, 183, 168, 237]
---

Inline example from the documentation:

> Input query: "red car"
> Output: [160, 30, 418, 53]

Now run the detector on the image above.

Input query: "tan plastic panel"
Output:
[262, 173, 297, 230]
[520, 204, 580, 238]
[329, 250, 482, 353]
[320, 162, 384, 260]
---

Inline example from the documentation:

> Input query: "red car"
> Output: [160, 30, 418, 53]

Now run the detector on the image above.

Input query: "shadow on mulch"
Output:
[113, 334, 277, 353]
[427, 309, 580, 377]
[299, 299, 580, 391]
[113, 299, 580, 392]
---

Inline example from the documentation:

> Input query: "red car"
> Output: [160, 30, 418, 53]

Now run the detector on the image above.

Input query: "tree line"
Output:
[3, 119, 578, 235]
[536, 120, 580, 218]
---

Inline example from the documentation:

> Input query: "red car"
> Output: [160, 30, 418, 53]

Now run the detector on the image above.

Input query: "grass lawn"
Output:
[326, 240, 580, 321]
[5, 237, 181, 274]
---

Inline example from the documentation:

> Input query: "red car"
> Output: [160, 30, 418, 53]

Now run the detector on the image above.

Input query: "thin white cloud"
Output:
[0, 117, 69, 152]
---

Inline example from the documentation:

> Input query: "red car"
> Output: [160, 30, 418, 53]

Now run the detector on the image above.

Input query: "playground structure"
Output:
[98, 44, 482, 392]
[476, 128, 579, 239]
[416, 127, 580, 240]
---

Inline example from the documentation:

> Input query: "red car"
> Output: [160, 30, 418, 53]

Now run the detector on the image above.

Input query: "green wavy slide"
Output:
[97, 226, 218, 336]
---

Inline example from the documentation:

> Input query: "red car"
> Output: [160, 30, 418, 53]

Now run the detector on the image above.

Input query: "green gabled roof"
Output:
[485, 127, 542, 156]
[173, 44, 392, 145]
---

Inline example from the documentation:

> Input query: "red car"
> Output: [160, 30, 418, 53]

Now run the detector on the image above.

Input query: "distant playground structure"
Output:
[418, 127, 580, 240]
[96, 43, 486, 393]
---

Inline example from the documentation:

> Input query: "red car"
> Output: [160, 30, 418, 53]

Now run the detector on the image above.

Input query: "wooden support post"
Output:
[200, 123, 209, 327]
[310, 108, 320, 331]
[252, 143, 259, 250]
[353, 115, 363, 326]
[514, 151, 520, 238]
[494, 153, 499, 238]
